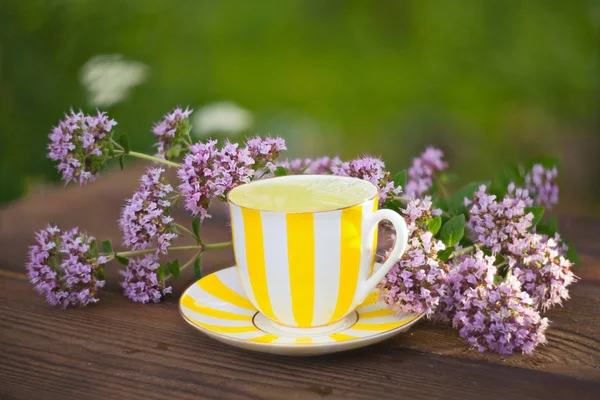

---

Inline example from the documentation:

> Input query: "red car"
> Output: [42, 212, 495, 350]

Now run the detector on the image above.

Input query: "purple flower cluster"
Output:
[525, 164, 559, 209]
[245, 136, 287, 168]
[331, 156, 401, 204]
[152, 107, 193, 159]
[119, 168, 177, 255]
[511, 234, 577, 311]
[434, 251, 497, 323]
[178, 137, 285, 219]
[27, 226, 106, 308]
[48, 109, 117, 185]
[120, 255, 172, 303]
[277, 156, 341, 175]
[463, 182, 576, 313]
[466, 184, 533, 254]
[453, 276, 549, 355]
[405, 147, 447, 198]
[378, 197, 447, 316]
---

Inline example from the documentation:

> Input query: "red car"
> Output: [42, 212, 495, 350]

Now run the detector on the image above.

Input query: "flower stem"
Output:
[105, 241, 233, 261]
[174, 223, 195, 238]
[126, 151, 180, 168]
[393, 196, 412, 202]
[204, 241, 233, 250]
[450, 245, 476, 259]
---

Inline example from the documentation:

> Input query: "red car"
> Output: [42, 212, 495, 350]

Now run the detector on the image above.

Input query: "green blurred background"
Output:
[1, 0, 599, 214]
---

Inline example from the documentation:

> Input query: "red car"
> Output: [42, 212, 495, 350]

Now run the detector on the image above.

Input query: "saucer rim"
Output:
[178, 266, 425, 350]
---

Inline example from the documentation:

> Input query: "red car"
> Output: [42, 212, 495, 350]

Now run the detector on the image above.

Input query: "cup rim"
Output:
[226, 174, 379, 214]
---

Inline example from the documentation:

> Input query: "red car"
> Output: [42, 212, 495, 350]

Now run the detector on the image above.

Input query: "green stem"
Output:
[105, 241, 233, 261]
[111, 138, 124, 151]
[450, 245, 476, 259]
[126, 151, 180, 168]
[107, 244, 201, 260]
[174, 223, 195, 238]
[204, 241, 232, 250]
[393, 196, 412, 202]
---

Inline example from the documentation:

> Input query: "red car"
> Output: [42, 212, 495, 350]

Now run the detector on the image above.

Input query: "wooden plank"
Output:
[1, 164, 600, 398]
[1, 276, 598, 400]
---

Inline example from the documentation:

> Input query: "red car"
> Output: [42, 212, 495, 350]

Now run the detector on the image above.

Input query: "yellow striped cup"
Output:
[227, 175, 408, 329]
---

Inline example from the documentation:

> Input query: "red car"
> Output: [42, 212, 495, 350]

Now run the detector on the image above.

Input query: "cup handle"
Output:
[353, 209, 409, 307]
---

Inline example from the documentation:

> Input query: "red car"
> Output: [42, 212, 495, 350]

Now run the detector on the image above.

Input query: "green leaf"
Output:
[90, 240, 99, 257]
[115, 255, 129, 265]
[536, 217, 558, 236]
[168, 259, 180, 278]
[563, 239, 580, 266]
[525, 206, 545, 227]
[382, 198, 402, 213]
[179, 119, 192, 136]
[192, 216, 201, 242]
[449, 181, 489, 214]
[194, 256, 203, 280]
[274, 166, 288, 177]
[494, 275, 505, 284]
[166, 146, 181, 159]
[157, 265, 166, 281]
[431, 195, 447, 211]
[494, 253, 506, 266]
[119, 134, 130, 154]
[393, 170, 407, 188]
[119, 155, 124, 170]
[481, 247, 493, 257]
[460, 237, 474, 247]
[426, 216, 442, 235]
[101, 240, 113, 254]
[98, 267, 105, 280]
[437, 248, 453, 262]
[440, 214, 465, 247]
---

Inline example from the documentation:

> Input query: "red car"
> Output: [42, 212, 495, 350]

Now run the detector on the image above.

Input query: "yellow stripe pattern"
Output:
[181, 295, 253, 321]
[286, 213, 316, 327]
[197, 274, 255, 311]
[242, 208, 277, 320]
[180, 267, 422, 347]
[330, 205, 363, 322]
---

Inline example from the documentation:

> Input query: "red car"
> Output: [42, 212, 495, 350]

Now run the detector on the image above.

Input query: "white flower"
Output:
[80, 54, 149, 107]
[191, 101, 253, 136]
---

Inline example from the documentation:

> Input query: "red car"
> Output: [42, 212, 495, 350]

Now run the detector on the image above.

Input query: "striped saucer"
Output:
[179, 266, 423, 356]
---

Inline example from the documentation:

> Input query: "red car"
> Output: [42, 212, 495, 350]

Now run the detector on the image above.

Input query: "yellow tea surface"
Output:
[228, 176, 377, 212]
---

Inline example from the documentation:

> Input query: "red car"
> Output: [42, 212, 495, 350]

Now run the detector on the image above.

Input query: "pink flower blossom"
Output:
[120, 255, 172, 303]
[453, 276, 549, 355]
[525, 164, 559, 209]
[47, 109, 117, 185]
[378, 197, 447, 316]
[331, 156, 401, 204]
[152, 106, 193, 159]
[405, 147, 447, 198]
[27, 226, 106, 308]
[119, 168, 177, 254]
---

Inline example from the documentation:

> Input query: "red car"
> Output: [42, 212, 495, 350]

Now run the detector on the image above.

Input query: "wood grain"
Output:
[1, 277, 598, 400]
[1, 164, 599, 399]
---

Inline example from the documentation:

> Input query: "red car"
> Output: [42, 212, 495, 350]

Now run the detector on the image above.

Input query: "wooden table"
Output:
[1, 165, 599, 400]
